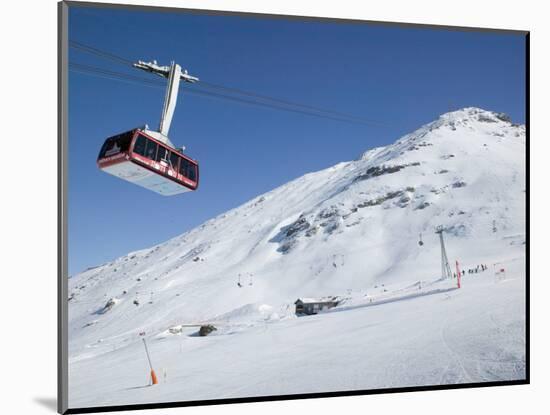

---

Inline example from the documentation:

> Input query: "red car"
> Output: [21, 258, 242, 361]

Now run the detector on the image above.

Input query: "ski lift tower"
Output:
[133, 60, 199, 151]
[435, 225, 453, 281]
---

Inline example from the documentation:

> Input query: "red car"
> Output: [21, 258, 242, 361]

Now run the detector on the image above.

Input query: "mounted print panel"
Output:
[58, 1, 528, 413]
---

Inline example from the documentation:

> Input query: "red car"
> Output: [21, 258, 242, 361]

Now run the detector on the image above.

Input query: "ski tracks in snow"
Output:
[438, 316, 474, 384]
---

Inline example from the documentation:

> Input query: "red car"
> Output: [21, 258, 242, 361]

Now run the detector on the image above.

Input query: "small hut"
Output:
[294, 297, 339, 315]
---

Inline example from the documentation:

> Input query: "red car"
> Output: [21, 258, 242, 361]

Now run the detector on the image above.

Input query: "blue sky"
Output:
[68, 5, 526, 275]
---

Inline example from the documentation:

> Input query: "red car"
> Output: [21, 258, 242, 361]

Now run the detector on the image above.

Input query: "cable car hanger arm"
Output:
[133, 60, 199, 83]
[133, 60, 199, 144]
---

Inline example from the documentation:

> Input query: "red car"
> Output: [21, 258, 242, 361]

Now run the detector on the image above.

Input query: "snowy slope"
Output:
[68, 107, 526, 408]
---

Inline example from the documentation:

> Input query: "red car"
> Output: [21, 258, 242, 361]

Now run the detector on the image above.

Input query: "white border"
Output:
[2, 0, 547, 414]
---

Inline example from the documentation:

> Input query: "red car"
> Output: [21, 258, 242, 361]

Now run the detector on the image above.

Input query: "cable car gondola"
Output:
[97, 128, 199, 196]
[98, 60, 199, 195]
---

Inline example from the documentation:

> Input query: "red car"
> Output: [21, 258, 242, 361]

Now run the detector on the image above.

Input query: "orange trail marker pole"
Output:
[142, 338, 158, 385]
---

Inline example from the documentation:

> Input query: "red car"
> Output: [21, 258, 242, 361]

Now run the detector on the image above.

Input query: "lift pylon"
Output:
[435, 225, 453, 280]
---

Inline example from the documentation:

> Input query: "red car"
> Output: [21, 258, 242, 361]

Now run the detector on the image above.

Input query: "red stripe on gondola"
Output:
[97, 128, 199, 191]
[97, 153, 128, 168]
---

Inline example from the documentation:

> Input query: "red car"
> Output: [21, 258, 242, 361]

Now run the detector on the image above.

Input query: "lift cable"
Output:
[69, 40, 134, 66]
[69, 40, 387, 127]
[69, 62, 383, 126]
[196, 80, 385, 126]
[69, 62, 164, 88]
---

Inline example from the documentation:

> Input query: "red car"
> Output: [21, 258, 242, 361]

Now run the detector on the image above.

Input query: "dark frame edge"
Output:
[58, 1, 69, 414]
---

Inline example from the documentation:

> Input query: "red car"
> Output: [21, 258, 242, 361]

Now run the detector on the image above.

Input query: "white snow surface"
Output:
[68, 107, 526, 408]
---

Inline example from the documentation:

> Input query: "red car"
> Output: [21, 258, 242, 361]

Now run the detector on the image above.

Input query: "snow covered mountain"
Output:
[68, 107, 526, 408]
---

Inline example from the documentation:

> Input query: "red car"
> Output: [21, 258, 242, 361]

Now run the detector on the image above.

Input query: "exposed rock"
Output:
[357, 190, 406, 209]
[279, 240, 297, 254]
[285, 215, 310, 237]
[317, 206, 340, 220]
[321, 220, 340, 234]
[478, 113, 498, 123]
[198, 325, 217, 337]
[353, 162, 422, 183]
[317, 206, 343, 234]
[397, 195, 411, 207]
[495, 112, 512, 123]
[443, 224, 468, 236]
[415, 202, 430, 210]
[305, 226, 319, 237]
[354, 164, 402, 182]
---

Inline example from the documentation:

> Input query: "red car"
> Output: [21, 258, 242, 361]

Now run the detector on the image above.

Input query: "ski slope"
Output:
[68, 108, 526, 408]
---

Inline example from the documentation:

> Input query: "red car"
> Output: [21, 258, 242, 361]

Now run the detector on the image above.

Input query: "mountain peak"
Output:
[358, 107, 518, 162]
[438, 107, 512, 124]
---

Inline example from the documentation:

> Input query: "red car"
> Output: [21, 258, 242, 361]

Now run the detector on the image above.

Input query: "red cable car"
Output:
[97, 128, 199, 196]
[98, 60, 200, 196]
